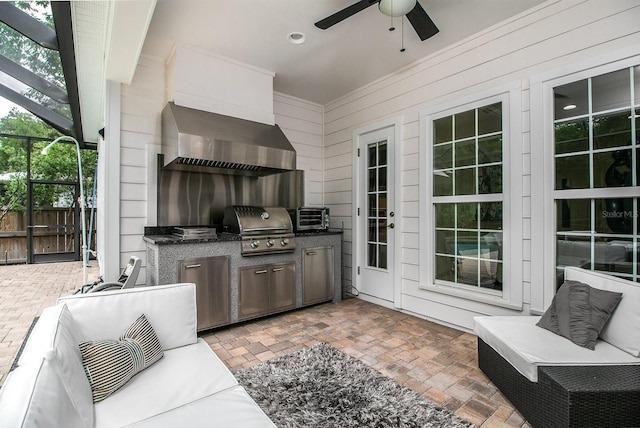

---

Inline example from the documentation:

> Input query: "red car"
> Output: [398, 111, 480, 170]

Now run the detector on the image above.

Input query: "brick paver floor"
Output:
[0, 261, 530, 427]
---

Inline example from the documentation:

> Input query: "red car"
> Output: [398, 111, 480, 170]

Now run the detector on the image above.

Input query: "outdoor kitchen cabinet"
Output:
[302, 246, 335, 305]
[238, 261, 295, 320]
[177, 255, 230, 331]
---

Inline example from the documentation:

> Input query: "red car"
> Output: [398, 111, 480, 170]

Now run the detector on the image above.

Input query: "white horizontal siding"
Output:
[118, 54, 165, 285]
[323, 0, 640, 330]
[274, 93, 324, 206]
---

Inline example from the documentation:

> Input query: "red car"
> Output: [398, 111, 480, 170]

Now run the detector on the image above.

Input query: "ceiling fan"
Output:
[315, 0, 439, 41]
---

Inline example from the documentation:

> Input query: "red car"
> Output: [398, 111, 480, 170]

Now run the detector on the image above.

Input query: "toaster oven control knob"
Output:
[280, 238, 289, 246]
[266, 239, 274, 247]
[250, 240, 260, 248]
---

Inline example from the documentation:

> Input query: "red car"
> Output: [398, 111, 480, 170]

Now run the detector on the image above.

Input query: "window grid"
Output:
[433, 103, 503, 292]
[553, 66, 639, 285]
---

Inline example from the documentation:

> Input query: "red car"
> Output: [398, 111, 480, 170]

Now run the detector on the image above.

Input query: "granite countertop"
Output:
[143, 226, 342, 245]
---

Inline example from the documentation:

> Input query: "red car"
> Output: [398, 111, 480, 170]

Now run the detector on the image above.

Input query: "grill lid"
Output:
[223, 206, 293, 235]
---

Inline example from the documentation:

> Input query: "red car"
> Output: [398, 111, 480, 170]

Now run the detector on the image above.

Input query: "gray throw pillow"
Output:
[537, 280, 622, 350]
[79, 314, 163, 402]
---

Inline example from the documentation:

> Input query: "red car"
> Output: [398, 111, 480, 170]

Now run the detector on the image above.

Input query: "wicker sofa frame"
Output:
[478, 338, 640, 427]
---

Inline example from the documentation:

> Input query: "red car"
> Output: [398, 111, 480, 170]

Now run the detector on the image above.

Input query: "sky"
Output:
[0, 96, 26, 118]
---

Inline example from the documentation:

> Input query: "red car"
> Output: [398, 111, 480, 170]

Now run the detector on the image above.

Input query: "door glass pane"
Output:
[378, 245, 387, 269]
[378, 194, 387, 217]
[368, 146, 377, 167]
[368, 243, 377, 267]
[366, 140, 388, 270]
[378, 143, 387, 166]
[378, 167, 387, 191]
[368, 168, 376, 192]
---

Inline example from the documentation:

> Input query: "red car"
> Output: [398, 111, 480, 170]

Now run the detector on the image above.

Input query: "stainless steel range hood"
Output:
[161, 102, 296, 175]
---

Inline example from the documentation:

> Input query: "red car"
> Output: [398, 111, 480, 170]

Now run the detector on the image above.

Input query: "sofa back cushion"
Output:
[565, 267, 640, 356]
[58, 283, 197, 351]
[17, 304, 95, 427]
[0, 356, 86, 428]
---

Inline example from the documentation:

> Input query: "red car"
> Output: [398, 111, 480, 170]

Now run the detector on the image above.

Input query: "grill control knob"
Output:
[280, 238, 289, 246]
[266, 239, 274, 247]
[250, 240, 260, 249]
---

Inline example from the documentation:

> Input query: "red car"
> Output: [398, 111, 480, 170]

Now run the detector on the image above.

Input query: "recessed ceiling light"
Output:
[287, 32, 306, 44]
[563, 104, 577, 111]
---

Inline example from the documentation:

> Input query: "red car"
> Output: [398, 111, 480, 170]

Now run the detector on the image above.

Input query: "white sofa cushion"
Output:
[123, 386, 277, 428]
[93, 339, 239, 428]
[565, 267, 640, 356]
[58, 283, 198, 351]
[0, 356, 86, 428]
[474, 315, 639, 382]
[16, 304, 94, 427]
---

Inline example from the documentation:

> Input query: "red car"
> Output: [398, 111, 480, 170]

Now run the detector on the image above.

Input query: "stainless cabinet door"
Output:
[270, 262, 295, 311]
[238, 266, 271, 320]
[178, 256, 230, 331]
[303, 246, 334, 305]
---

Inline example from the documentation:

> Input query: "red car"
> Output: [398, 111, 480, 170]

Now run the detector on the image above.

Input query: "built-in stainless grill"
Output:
[223, 206, 296, 256]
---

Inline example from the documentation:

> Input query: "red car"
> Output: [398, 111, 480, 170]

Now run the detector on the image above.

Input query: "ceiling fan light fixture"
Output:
[378, 0, 417, 17]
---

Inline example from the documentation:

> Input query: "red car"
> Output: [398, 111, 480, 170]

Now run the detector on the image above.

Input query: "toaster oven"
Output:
[290, 207, 330, 231]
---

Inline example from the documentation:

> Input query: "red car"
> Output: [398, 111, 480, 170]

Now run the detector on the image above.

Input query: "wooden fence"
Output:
[0, 209, 96, 264]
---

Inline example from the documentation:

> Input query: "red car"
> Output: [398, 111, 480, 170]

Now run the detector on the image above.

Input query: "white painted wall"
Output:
[113, 56, 325, 284]
[323, 0, 640, 330]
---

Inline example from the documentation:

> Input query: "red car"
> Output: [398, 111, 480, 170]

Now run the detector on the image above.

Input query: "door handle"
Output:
[387, 223, 395, 229]
[272, 267, 285, 272]
[255, 269, 268, 274]
[185, 264, 201, 269]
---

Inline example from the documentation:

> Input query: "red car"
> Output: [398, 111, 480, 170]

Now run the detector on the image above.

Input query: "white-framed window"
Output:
[553, 66, 639, 284]
[419, 82, 523, 309]
[530, 51, 640, 313]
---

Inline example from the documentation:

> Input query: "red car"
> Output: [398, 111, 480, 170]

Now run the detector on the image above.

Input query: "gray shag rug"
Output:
[234, 342, 474, 428]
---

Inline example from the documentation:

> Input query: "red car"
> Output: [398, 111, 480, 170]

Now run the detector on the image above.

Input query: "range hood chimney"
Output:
[161, 102, 296, 175]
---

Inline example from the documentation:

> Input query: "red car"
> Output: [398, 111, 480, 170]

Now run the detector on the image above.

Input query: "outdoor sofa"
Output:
[475, 267, 640, 427]
[0, 282, 276, 427]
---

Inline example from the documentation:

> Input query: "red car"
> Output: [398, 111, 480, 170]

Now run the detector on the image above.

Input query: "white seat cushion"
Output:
[122, 386, 276, 428]
[474, 315, 639, 382]
[94, 339, 238, 428]
[58, 283, 198, 351]
[17, 304, 94, 427]
[0, 356, 86, 428]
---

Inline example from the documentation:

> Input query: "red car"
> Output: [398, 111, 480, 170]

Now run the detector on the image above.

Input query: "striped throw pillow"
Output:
[79, 314, 163, 402]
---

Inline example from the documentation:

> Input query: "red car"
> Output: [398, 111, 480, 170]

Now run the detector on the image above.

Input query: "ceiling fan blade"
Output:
[405, 2, 439, 41]
[315, 0, 378, 30]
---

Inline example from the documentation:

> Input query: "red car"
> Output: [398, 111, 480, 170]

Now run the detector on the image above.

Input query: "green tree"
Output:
[0, 109, 97, 226]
